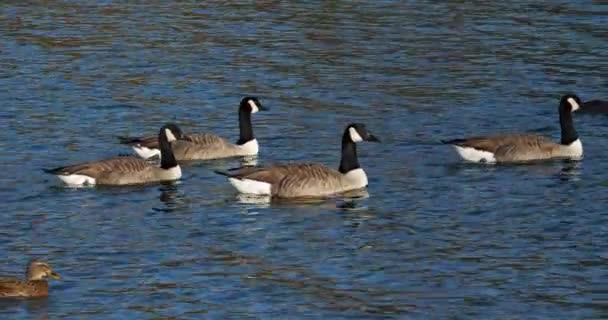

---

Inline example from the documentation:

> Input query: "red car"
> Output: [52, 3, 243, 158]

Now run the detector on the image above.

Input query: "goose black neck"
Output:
[159, 132, 178, 169]
[339, 131, 360, 174]
[237, 108, 254, 145]
[559, 105, 578, 145]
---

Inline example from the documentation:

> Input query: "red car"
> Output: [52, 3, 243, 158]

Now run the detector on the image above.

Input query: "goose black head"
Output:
[345, 123, 380, 143]
[240, 96, 266, 114]
[560, 94, 582, 113]
[160, 123, 184, 142]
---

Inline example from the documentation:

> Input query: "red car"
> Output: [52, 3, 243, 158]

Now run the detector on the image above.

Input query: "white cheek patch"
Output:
[248, 100, 259, 114]
[132, 146, 161, 159]
[567, 97, 580, 111]
[165, 129, 177, 142]
[349, 127, 363, 143]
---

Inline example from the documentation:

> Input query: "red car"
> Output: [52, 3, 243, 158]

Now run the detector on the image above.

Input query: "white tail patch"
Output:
[238, 139, 259, 155]
[56, 174, 96, 186]
[567, 97, 580, 112]
[132, 145, 161, 159]
[228, 177, 271, 195]
[165, 128, 177, 142]
[453, 146, 497, 163]
[248, 100, 259, 113]
[349, 127, 363, 142]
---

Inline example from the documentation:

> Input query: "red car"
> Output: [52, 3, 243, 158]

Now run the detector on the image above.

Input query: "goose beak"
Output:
[48, 272, 60, 280]
[257, 103, 268, 111]
[366, 134, 380, 142]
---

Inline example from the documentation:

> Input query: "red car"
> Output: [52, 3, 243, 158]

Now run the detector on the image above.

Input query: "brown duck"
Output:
[0, 260, 60, 298]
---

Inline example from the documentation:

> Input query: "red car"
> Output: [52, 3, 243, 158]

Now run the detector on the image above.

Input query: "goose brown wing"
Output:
[493, 135, 557, 161]
[48, 157, 153, 177]
[184, 133, 232, 147]
[222, 165, 292, 185]
[273, 164, 344, 198]
[220, 163, 328, 185]
[447, 134, 546, 153]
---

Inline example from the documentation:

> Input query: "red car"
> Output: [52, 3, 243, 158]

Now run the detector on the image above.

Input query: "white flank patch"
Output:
[165, 128, 177, 142]
[248, 100, 259, 113]
[344, 168, 368, 189]
[563, 138, 583, 158]
[349, 127, 363, 142]
[453, 146, 497, 163]
[228, 177, 271, 195]
[567, 98, 580, 112]
[132, 145, 161, 159]
[239, 139, 259, 155]
[57, 174, 96, 186]
[165, 166, 182, 179]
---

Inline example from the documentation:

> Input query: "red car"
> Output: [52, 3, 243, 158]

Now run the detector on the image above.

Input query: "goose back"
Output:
[224, 163, 366, 198]
[172, 134, 256, 160]
[47, 156, 180, 185]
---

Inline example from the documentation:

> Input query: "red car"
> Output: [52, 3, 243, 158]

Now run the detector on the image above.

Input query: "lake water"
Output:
[0, 1, 606, 319]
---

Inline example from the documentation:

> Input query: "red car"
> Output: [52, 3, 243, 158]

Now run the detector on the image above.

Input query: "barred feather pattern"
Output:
[127, 133, 251, 160]
[51, 157, 179, 185]
[453, 134, 580, 162]
[228, 163, 366, 198]
[172, 134, 248, 160]
[0, 278, 49, 297]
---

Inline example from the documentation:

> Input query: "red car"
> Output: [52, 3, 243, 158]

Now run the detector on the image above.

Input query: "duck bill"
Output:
[48, 272, 60, 280]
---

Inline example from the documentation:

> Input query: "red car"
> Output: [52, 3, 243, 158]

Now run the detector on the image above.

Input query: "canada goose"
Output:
[45, 124, 182, 186]
[0, 260, 60, 298]
[443, 94, 583, 163]
[581, 99, 608, 113]
[215, 123, 380, 198]
[118, 96, 266, 160]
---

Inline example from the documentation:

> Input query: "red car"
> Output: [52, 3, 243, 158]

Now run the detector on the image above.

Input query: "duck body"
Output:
[124, 133, 259, 161]
[45, 156, 182, 185]
[220, 163, 368, 198]
[119, 96, 265, 161]
[0, 278, 49, 298]
[216, 123, 379, 199]
[0, 260, 60, 298]
[581, 99, 608, 113]
[446, 134, 583, 163]
[45, 124, 182, 186]
[444, 94, 583, 163]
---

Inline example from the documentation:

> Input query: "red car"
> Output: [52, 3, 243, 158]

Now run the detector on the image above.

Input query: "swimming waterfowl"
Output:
[581, 99, 608, 113]
[118, 96, 266, 160]
[45, 124, 182, 186]
[443, 94, 583, 163]
[215, 123, 380, 198]
[0, 260, 60, 298]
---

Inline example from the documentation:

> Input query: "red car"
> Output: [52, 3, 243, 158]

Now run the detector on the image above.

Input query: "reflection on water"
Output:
[235, 188, 370, 210]
[157, 183, 187, 213]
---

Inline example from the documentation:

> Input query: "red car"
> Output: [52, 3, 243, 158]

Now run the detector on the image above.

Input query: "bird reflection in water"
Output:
[240, 156, 258, 167]
[157, 182, 187, 212]
[558, 160, 581, 182]
[235, 188, 370, 210]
